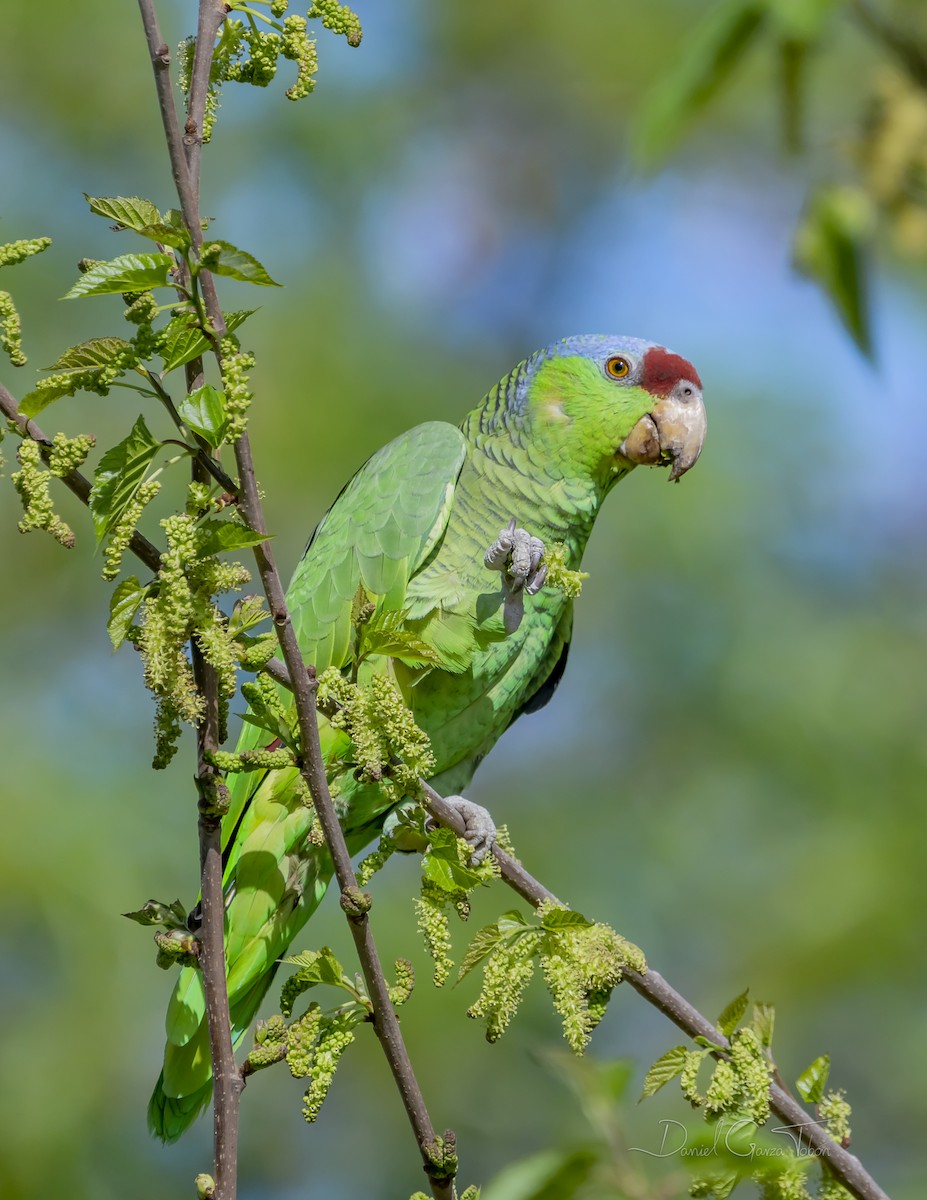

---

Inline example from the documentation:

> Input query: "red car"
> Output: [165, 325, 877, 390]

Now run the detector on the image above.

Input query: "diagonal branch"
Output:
[261, 653, 889, 1200]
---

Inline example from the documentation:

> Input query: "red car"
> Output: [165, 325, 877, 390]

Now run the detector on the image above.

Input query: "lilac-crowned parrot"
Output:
[150, 333, 706, 1139]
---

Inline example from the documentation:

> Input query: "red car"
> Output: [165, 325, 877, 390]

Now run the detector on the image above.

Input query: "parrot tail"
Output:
[148, 1072, 213, 1144]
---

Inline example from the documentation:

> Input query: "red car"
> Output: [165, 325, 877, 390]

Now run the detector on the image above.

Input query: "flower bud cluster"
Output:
[12, 434, 93, 548]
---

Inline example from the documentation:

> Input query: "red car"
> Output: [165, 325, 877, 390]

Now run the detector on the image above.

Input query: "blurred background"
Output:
[1, 1, 925, 1197]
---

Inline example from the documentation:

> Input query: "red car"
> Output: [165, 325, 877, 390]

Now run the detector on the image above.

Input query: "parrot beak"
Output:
[618, 380, 707, 482]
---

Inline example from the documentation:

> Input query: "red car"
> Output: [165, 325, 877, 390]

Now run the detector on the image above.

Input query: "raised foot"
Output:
[440, 795, 497, 865]
[484, 518, 548, 633]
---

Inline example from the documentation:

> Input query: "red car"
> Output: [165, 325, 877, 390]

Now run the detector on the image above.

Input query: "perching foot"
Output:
[437, 794, 497, 865]
[484, 518, 548, 632]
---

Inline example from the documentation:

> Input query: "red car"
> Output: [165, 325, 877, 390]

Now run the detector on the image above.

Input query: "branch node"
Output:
[340, 885, 372, 918]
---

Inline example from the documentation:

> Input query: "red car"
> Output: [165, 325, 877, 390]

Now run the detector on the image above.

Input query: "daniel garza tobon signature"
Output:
[630, 1117, 828, 1160]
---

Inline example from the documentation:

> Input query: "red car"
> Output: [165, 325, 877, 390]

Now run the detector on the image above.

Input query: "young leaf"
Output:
[539, 906, 594, 931]
[49, 336, 134, 373]
[177, 385, 229, 448]
[19, 379, 80, 419]
[641, 1045, 689, 1099]
[89, 415, 160, 541]
[282, 947, 345, 986]
[200, 240, 281, 286]
[195, 518, 267, 556]
[751, 1002, 776, 1049]
[136, 222, 192, 251]
[796, 1054, 830, 1104]
[160, 309, 255, 373]
[107, 576, 149, 649]
[64, 253, 175, 299]
[457, 923, 505, 983]
[634, 0, 767, 166]
[716, 987, 750, 1037]
[85, 195, 161, 232]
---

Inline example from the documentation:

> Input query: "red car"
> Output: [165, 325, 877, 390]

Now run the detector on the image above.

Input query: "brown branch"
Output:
[261, 654, 889, 1200]
[0, 381, 162, 573]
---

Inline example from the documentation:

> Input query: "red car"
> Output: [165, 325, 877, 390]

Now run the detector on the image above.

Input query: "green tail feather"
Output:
[148, 1071, 213, 1143]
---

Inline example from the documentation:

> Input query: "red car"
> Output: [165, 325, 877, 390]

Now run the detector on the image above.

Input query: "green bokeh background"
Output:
[1, 2, 925, 1197]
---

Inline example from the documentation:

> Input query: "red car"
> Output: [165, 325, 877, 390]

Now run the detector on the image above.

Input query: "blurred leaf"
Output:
[177, 384, 228, 447]
[716, 987, 749, 1036]
[195, 518, 267, 556]
[481, 1147, 598, 1200]
[160, 309, 255, 373]
[107, 576, 149, 649]
[796, 1054, 830, 1103]
[767, 0, 839, 40]
[794, 186, 874, 355]
[641, 1045, 688, 1098]
[85, 194, 161, 231]
[89, 414, 160, 541]
[634, 0, 767, 166]
[751, 1002, 776, 1049]
[777, 36, 806, 153]
[200, 240, 281, 286]
[63, 252, 174, 299]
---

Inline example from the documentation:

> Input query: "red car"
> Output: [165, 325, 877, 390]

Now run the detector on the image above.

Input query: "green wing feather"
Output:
[150, 421, 468, 1139]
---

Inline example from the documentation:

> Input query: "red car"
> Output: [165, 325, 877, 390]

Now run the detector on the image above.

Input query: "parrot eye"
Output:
[605, 356, 631, 380]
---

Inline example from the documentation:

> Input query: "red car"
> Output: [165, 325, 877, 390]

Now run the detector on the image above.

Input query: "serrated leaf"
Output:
[177, 385, 229, 448]
[796, 1054, 830, 1104]
[195, 518, 267, 556]
[160, 309, 255, 374]
[794, 186, 873, 355]
[85, 194, 161, 232]
[200, 239, 281, 286]
[49, 336, 134, 373]
[107, 576, 149, 649]
[122, 897, 185, 927]
[364, 629, 443, 667]
[282, 946, 345, 986]
[457, 923, 505, 983]
[422, 826, 485, 893]
[640, 1045, 688, 1099]
[752, 1002, 776, 1049]
[136, 222, 192, 250]
[89, 415, 160, 542]
[634, 0, 767, 166]
[229, 595, 270, 636]
[716, 987, 750, 1038]
[19, 380, 78, 419]
[64, 253, 175, 299]
[539, 907, 593, 931]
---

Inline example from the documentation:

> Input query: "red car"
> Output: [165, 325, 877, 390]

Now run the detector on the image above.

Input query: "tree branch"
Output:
[0, 381, 162, 574]
[136, 5, 454, 1196]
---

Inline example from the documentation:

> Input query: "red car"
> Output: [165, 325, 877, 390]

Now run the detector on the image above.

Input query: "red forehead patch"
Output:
[640, 346, 702, 397]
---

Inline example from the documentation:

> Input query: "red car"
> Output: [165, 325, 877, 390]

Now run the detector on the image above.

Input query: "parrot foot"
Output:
[432, 795, 497, 865]
[484, 518, 548, 633]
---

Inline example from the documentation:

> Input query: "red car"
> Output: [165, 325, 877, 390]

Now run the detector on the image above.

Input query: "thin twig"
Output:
[262, 654, 889, 1200]
[137, 4, 455, 1196]
[0, 381, 162, 573]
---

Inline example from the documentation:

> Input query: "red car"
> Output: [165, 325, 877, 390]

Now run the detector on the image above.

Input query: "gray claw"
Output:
[484, 519, 548, 631]
[442, 795, 496, 865]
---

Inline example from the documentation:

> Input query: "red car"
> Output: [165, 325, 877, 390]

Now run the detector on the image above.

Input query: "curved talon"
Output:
[485, 520, 548, 632]
[441, 794, 497, 865]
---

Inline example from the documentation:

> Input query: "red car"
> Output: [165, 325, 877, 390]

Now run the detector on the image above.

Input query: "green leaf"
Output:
[177, 385, 229, 448]
[422, 827, 485, 893]
[539, 906, 593, 931]
[751, 1002, 776, 1049]
[49, 336, 135, 373]
[136, 222, 192, 251]
[282, 947, 345, 986]
[89, 415, 161, 542]
[19, 380, 78, 419]
[457, 923, 505, 983]
[122, 897, 186, 928]
[229, 595, 270, 636]
[694, 1035, 725, 1052]
[793, 186, 873, 356]
[716, 987, 750, 1038]
[796, 1054, 830, 1104]
[640, 1045, 688, 1099]
[634, 0, 767, 166]
[767, 0, 839, 40]
[200, 239, 281, 286]
[64, 253, 175, 299]
[107, 576, 149, 649]
[195, 518, 267, 556]
[480, 1147, 597, 1200]
[160, 309, 255, 373]
[85, 194, 162, 232]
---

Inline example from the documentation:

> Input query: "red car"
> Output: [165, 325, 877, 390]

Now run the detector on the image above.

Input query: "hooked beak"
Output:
[618, 380, 707, 482]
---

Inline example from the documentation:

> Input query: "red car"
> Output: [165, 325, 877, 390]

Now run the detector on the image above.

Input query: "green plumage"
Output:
[150, 335, 704, 1140]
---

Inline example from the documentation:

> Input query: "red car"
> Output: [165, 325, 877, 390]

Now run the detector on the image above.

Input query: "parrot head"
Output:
[519, 334, 707, 488]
